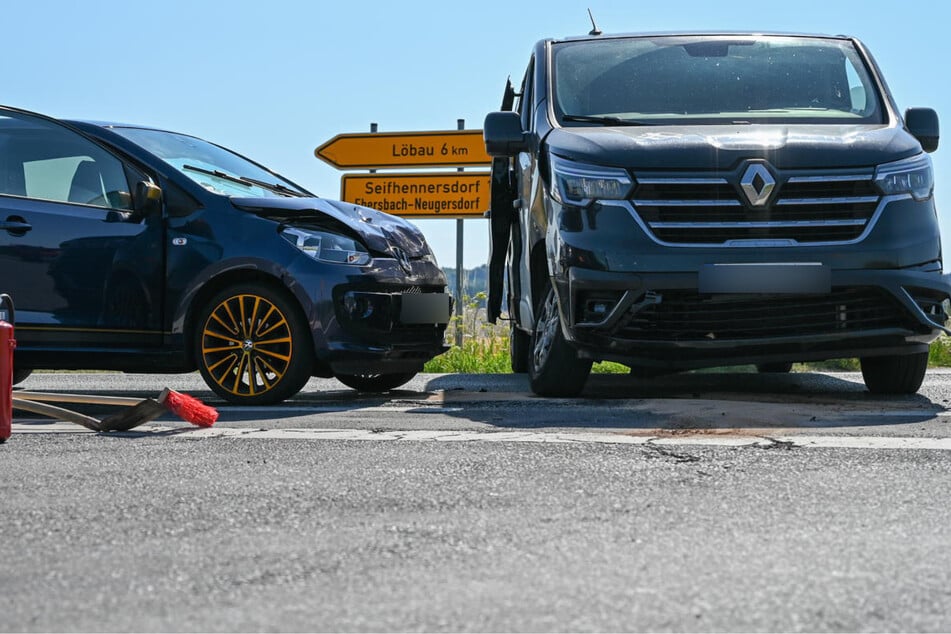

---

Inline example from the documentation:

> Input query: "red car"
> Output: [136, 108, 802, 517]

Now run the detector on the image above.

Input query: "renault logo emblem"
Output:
[739, 163, 776, 207]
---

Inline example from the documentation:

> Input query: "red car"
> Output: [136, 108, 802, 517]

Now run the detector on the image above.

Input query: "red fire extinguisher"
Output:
[0, 294, 15, 443]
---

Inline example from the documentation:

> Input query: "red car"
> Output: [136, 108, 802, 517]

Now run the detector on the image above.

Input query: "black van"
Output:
[484, 32, 950, 396]
[0, 105, 450, 404]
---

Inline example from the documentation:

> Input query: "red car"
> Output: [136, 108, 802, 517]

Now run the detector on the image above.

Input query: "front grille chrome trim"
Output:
[625, 167, 894, 246]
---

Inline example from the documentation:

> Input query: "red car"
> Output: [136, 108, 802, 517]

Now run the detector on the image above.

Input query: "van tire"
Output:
[529, 282, 591, 397]
[860, 351, 929, 394]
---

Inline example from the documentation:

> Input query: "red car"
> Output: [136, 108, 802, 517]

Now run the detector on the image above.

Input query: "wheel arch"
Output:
[529, 239, 551, 317]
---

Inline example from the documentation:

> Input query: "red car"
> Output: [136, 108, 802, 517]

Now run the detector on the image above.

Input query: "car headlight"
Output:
[550, 155, 633, 206]
[281, 227, 371, 265]
[875, 153, 934, 202]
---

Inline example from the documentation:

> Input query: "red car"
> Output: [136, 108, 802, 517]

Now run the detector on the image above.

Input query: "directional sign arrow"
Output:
[316, 130, 491, 169]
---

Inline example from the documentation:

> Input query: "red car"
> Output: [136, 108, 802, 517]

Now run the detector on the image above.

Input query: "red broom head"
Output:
[159, 388, 219, 427]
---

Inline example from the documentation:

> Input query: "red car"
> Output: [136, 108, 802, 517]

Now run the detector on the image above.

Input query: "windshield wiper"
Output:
[237, 174, 307, 198]
[562, 114, 652, 126]
[182, 164, 306, 197]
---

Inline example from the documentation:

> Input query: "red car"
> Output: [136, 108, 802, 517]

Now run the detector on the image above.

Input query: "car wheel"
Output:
[13, 368, 32, 385]
[529, 282, 591, 397]
[334, 372, 416, 392]
[860, 351, 929, 394]
[756, 362, 793, 373]
[196, 282, 313, 405]
[509, 321, 530, 373]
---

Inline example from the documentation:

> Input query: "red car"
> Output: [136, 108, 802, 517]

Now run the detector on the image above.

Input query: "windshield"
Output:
[551, 35, 885, 125]
[110, 127, 310, 198]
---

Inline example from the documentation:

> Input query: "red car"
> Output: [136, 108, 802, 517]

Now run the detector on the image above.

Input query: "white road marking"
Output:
[11, 421, 951, 451]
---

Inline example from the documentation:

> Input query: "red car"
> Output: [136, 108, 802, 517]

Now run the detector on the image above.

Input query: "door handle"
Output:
[1, 217, 32, 235]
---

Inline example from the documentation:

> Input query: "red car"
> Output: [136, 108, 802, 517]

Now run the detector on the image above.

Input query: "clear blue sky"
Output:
[4, 0, 949, 268]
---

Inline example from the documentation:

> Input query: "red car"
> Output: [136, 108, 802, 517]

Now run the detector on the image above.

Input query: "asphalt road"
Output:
[3, 369, 951, 632]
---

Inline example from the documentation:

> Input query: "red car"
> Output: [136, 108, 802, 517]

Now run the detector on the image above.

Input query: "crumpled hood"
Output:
[546, 124, 922, 171]
[231, 196, 431, 257]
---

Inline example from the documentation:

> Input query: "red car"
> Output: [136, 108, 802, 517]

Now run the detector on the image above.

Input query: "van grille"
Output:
[632, 172, 880, 245]
[616, 288, 913, 342]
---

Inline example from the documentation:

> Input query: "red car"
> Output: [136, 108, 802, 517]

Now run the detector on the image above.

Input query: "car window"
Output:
[0, 110, 132, 210]
[109, 127, 308, 199]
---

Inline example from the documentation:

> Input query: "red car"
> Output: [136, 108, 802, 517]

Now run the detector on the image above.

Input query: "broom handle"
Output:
[14, 391, 146, 407]
[12, 398, 102, 431]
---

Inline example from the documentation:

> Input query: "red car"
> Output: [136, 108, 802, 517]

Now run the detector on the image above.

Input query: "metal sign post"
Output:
[454, 119, 465, 348]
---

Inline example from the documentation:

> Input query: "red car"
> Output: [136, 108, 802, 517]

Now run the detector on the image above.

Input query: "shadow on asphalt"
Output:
[14, 370, 946, 432]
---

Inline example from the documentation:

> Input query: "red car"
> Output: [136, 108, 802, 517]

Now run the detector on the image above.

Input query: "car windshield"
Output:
[110, 127, 309, 198]
[551, 35, 885, 125]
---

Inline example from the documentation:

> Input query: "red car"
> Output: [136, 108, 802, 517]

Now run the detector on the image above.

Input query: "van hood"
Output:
[545, 124, 922, 171]
[231, 196, 432, 257]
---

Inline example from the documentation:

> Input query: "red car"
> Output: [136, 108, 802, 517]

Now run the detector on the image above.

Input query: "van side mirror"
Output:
[906, 108, 939, 153]
[134, 180, 163, 218]
[484, 111, 527, 157]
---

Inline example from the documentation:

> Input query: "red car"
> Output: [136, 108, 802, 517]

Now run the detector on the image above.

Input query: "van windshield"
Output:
[551, 35, 885, 125]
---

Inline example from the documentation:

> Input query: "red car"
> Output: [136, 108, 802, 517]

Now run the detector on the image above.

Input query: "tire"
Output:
[13, 368, 32, 385]
[860, 351, 929, 395]
[335, 372, 416, 392]
[629, 365, 672, 380]
[757, 362, 793, 374]
[509, 321, 530, 374]
[528, 282, 592, 397]
[195, 282, 313, 405]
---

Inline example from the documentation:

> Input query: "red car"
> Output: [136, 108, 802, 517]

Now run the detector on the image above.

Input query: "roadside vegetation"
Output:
[423, 292, 951, 374]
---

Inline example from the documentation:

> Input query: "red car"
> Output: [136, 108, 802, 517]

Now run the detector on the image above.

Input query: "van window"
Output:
[551, 35, 885, 125]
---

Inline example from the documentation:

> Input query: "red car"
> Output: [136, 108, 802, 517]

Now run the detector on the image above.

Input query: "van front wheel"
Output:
[860, 351, 929, 395]
[529, 283, 591, 397]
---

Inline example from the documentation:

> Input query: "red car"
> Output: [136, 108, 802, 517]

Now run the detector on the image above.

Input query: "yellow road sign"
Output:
[341, 172, 490, 218]
[317, 130, 490, 169]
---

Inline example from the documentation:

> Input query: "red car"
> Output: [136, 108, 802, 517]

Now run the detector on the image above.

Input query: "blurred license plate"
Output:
[400, 293, 451, 324]
[699, 263, 831, 294]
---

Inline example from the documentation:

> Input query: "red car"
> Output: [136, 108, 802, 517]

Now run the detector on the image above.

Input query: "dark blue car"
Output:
[0, 105, 451, 404]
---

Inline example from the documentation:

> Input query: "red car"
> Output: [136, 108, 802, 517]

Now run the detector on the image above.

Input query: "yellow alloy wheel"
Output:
[200, 291, 295, 400]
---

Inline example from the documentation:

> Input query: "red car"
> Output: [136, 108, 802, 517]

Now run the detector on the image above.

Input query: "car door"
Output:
[0, 107, 164, 350]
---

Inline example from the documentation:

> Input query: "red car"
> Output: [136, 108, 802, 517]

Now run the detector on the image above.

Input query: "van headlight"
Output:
[875, 154, 934, 202]
[550, 155, 633, 205]
[281, 227, 371, 265]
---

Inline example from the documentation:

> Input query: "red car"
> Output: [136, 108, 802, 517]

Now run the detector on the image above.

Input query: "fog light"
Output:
[343, 292, 374, 320]
[583, 299, 616, 322]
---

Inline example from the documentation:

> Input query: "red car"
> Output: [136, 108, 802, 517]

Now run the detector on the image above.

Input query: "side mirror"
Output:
[134, 180, 163, 218]
[484, 111, 527, 157]
[906, 107, 939, 153]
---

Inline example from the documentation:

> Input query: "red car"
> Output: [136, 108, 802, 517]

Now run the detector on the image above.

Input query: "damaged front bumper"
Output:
[323, 284, 452, 375]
